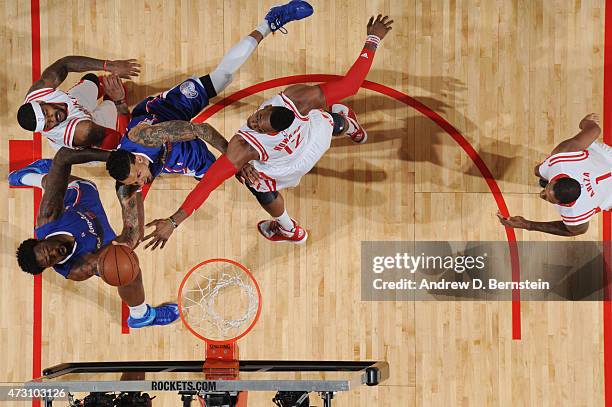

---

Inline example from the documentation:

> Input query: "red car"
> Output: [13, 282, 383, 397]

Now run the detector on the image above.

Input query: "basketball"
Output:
[97, 244, 140, 287]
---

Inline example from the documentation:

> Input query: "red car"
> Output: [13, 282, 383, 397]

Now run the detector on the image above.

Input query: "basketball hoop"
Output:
[178, 259, 262, 384]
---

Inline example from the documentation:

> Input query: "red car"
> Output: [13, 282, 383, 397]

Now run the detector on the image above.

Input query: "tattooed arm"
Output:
[27, 56, 140, 94]
[37, 147, 111, 227]
[67, 253, 99, 281]
[114, 183, 144, 249]
[127, 121, 229, 152]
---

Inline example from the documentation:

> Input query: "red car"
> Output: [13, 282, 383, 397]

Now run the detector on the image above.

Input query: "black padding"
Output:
[246, 184, 278, 205]
[330, 112, 346, 134]
[199, 74, 218, 98]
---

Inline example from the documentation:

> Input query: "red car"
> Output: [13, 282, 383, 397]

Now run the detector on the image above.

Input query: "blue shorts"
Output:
[128, 75, 217, 131]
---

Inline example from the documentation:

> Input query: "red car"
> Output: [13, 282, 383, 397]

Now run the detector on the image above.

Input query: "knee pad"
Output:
[247, 185, 278, 205]
[81, 73, 100, 87]
[330, 112, 346, 134]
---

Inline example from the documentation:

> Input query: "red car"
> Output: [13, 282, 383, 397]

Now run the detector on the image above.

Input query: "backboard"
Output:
[24, 359, 390, 406]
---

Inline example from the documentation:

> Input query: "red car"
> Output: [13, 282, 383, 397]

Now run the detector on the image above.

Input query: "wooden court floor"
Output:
[0, 0, 609, 405]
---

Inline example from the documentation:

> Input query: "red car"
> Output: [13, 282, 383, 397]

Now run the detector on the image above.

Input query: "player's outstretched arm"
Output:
[496, 212, 589, 236]
[27, 56, 140, 94]
[36, 147, 111, 227]
[283, 15, 393, 114]
[142, 135, 259, 250]
[550, 113, 602, 155]
[114, 184, 144, 249]
[128, 121, 225, 148]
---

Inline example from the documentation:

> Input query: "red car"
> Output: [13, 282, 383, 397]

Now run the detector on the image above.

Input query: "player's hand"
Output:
[105, 59, 141, 79]
[111, 239, 131, 248]
[236, 163, 259, 186]
[143, 219, 175, 250]
[496, 212, 530, 230]
[579, 113, 600, 129]
[367, 15, 393, 40]
[101, 75, 126, 103]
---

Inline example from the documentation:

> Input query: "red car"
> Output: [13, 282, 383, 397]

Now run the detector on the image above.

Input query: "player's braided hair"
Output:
[107, 149, 136, 182]
[552, 177, 581, 204]
[16, 238, 44, 275]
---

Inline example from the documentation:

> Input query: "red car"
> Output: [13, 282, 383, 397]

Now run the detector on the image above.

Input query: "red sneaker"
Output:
[257, 219, 308, 244]
[332, 103, 367, 144]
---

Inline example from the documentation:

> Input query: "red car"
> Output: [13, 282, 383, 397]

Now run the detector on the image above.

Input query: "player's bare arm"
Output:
[114, 184, 144, 249]
[128, 121, 224, 148]
[66, 253, 99, 281]
[27, 56, 140, 94]
[550, 113, 601, 155]
[72, 120, 107, 147]
[496, 212, 589, 236]
[283, 15, 393, 114]
[142, 135, 259, 250]
[36, 148, 110, 227]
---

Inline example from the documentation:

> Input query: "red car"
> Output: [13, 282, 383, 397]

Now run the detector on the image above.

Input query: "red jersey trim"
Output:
[548, 151, 589, 166]
[238, 130, 269, 161]
[280, 93, 309, 122]
[25, 88, 54, 103]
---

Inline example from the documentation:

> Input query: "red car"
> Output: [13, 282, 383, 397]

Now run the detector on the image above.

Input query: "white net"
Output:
[180, 260, 260, 342]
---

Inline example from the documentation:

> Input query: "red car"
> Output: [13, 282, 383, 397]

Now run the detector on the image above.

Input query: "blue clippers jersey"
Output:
[118, 135, 216, 178]
[118, 77, 217, 179]
[35, 181, 116, 278]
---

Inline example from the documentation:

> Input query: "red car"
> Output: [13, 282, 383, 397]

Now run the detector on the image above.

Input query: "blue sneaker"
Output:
[265, 0, 314, 33]
[127, 303, 180, 328]
[8, 159, 52, 187]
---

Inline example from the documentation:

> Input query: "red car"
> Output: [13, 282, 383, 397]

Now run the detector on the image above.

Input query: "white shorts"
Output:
[251, 112, 334, 192]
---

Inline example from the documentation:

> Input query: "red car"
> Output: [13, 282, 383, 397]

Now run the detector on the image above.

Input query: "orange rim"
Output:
[178, 258, 262, 345]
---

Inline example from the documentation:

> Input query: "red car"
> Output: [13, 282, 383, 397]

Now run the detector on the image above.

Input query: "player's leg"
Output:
[145, 1, 314, 124]
[247, 186, 308, 244]
[119, 270, 180, 328]
[8, 159, 53, 188]
[330, 104, 367, 144]
[207, 0, 314, 95]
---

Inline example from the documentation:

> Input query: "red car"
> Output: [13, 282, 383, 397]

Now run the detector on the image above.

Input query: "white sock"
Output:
[256, 20, 271, 37]
[209, 36, 259, 94]
[129, 302, 149, 319]
[275, 210, 294, 231]
[20, 173, 44, 189]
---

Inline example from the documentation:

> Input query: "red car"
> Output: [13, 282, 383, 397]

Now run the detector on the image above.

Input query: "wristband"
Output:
[114, 99, 126, 106]
[365, 35, 381, 48]
[168, 216, 178, 228]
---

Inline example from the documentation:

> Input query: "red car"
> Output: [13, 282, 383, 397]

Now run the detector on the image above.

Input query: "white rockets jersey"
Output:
[538, 141, 612, 225]
[237, 92, 335, 192]
[24, 84, 93, 148]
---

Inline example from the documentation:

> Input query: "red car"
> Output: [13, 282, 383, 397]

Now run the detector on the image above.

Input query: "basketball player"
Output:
[9, 148, 179, 328]
[498, 113, 612, 236]
[17, 55, 140, 151]
[142, 14, 394, 248]
[106, 0, 313, 191]
[103, 0, 314, 192]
